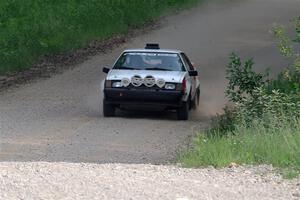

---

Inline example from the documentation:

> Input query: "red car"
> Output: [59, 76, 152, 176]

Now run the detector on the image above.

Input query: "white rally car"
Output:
[102, 44, 200, 120]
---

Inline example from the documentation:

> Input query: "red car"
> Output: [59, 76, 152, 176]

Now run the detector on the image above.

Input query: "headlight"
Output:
[165, 83, 176, 90]
[112, 81, 123, 88]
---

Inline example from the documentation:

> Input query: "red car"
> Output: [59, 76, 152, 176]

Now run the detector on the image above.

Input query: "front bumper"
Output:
[104, 88, 184, 107]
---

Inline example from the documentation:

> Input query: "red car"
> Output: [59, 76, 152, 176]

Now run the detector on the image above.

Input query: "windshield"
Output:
[113, 52, 185, 71]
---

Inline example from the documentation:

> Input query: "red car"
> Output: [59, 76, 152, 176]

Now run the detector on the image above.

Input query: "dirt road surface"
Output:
[1, 0, 299, 163]
[0, 0, 300, 199]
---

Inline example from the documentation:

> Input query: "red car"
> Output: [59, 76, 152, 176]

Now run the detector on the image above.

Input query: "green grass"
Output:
[179, 118, 300, 177]
[0, 0, 201, 74]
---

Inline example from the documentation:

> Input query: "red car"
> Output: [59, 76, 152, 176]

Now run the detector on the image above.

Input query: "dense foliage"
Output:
[226, 54, 300, 126]
[0, 0, 199, 74]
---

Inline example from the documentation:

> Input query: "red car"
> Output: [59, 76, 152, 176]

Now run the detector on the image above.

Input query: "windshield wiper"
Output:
[116, 66, 140, 70]
[145, 67, 170, 71]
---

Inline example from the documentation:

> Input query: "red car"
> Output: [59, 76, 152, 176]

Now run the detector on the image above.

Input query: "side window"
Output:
[180, 53, 194, 71]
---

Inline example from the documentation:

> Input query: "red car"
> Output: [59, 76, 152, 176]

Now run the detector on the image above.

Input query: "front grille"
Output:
[127, 84, 161, 90]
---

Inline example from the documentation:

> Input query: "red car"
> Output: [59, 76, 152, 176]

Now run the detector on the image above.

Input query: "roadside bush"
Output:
[225, 53, 267, 104]
[210, 107, 236, 133]
[179, 17, 300, 177]
[271, 17, 300, 93]
[224, 17, 300, 127]
[235, 88, 300, 126]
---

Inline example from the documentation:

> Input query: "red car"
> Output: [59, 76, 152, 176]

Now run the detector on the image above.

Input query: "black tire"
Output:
[191, 89, 200, 110]
[196, 89, 200, 106]
[103, 101, 115, 117]
[177, 101, 189, 120]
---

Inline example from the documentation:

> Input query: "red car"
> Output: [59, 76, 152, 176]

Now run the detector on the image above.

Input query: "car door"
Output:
[180, 53, 197, 99]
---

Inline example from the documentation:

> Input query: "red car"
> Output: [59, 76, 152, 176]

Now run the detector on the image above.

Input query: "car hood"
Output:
[106, 70, 186, 83]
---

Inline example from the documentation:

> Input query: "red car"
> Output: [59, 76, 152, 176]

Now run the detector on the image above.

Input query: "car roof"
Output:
[123, 49, 183, 54]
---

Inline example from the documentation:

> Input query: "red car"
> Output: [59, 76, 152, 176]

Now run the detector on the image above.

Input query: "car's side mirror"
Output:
[188, 70, 198, 77]
[103, 67, 110, 74]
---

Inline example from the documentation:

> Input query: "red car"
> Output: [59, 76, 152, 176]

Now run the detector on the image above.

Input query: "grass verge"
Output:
[179, 118, 300, 178]
[0, 0, 201, 74]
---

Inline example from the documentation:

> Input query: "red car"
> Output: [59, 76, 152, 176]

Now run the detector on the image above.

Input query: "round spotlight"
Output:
[156, 78, 165, 88]
[131, 75, 143, 87]
[121, 78, 130, 87]
[144, 75, 156, 87]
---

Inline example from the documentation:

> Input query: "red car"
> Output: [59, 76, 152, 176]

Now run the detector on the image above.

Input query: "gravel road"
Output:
[0, 0, 300, 199]
[1, 162, 299, 200]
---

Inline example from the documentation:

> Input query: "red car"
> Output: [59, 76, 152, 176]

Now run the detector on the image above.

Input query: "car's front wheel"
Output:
[177, 101, 189, 120]
[103, 100, 116, 117]
[192, 88, 200, 110]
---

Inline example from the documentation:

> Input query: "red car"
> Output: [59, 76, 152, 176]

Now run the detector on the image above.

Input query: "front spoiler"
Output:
[104, 88, 184, 107]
